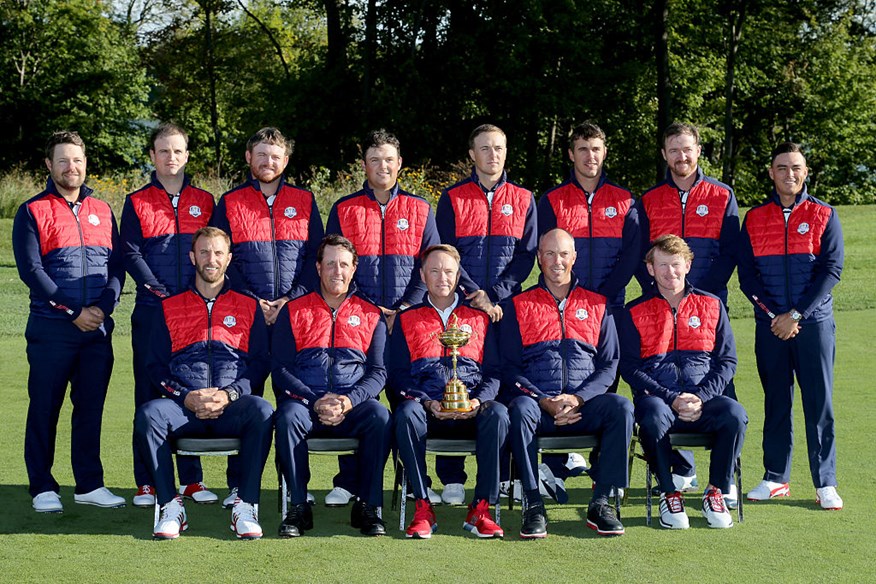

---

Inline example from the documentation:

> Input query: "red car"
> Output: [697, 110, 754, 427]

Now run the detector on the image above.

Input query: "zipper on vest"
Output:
[380, 200, 387, 307]
[679, 189, 688, 237]
[783, 207, 792, 307]
[173, 194, 182, 290]
[206, 299, 214, 383]
[587, 194, 594, 287]
[328, 304, 339, 392]
[68, 200, 88, 303]
[265, 196, 280, 300]
[555, 298, 569, 392]
[485, 196, 494, 290]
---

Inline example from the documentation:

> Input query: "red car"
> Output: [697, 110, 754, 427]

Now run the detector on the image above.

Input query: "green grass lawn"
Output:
[1, 208, 875, 582]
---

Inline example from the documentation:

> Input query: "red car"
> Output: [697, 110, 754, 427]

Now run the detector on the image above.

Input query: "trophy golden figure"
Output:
[437, 314, 472, 412]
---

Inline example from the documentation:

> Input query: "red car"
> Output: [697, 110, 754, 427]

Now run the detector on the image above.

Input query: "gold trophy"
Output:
[437, 314, 473, 412]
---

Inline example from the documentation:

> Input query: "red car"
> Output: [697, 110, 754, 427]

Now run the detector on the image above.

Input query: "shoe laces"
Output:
[703, 488, 727, 513]
[139, 485, 153, 495]
[286, 502, 308, 522]
[360, 503, 383, 524]
[159, 497, 184, 521]
[663, 491, 685, 513]
[523, 501, 547, 523]
[233, 501, 258, 523]
[412, 499, 434, 523]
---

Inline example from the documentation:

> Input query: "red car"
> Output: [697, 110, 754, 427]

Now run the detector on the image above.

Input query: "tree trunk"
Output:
[722, 1, 747, 190]
[655, 0, 671, 181]
[204, 1, 221, 173]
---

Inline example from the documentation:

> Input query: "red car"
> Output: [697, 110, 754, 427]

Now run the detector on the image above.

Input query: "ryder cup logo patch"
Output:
[223, 315, 237, 328]
[347, 315, 361, 327]
[688, 315, 701, 329]
[284, 207, 298, 219]
[460, 323, 473, 334]
[397, 218, 409, 231]
[87, 214, 100, 226]
[189, 205, 202, 218]
[696, 204, 709, 217]
[797, 222, 810, 235]
[501, 204, 513, 216]
[576, 308, 589, 321]
[605, 206, 618, 219]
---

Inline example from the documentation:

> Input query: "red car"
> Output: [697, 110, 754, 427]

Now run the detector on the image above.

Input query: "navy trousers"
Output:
[276, 399, 391, 507]
[755, 318, 837, 487]
[134, 395, 274, 506]
[635, 395, 747, 494]
[24, 315, 115, 497]
[394, 399, 509, 505]
[509, 393, 633, 501]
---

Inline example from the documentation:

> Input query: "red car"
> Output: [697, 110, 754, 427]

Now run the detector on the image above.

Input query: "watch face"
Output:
[791, 311, 802, 321]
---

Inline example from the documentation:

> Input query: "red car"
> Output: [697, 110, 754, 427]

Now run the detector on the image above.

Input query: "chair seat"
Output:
[667, 433, 713, 449]
[174, 437, 241, 455]
[424, 438, 477, 455]
[537, 435, 599, 452]
[306, 437, 359, 453]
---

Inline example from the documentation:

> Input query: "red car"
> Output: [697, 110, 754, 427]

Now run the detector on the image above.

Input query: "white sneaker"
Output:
[74, 487, 126, 508]
[816, 486, 843, 510]
[608, 486, 626, 499]
[325, 487, 354, 507]
[153, 496, 187, 539]
[702, 487, 733, 528]
[133, 485, 156, 507]
[672, 473, 699, 492]
[33, 491, 63, 513]
[179, 482, 219, 504]
[499, 480, 523, 502]
[231, 500, 263, 539]
[565, 452, 589, 477]
[407, 487, 442, 505]
[441, 483, 466, 505]
[658, 491, 690, 529]
[723, 484, 738, 509]
[747, 479, 790, 501]
[307, 492, 316, 505]
[222, 488, 239, 508]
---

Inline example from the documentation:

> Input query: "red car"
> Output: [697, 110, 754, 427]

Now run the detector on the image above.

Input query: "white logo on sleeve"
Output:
[696, 204, 709, 217]
[397, 218, 409, 231]
[223, 315, 237, 328]
[576, 308, 589, 320]
[87, 214, 100, 226]
[797, 222, 810, 235]
[189, 205, 202, 218]
[604, 206, 618, 218]
[347, 315, 361, 327]
[688, 315, 701, 329]
[284, 207, 297, 219]
[501, 204, 513, 216]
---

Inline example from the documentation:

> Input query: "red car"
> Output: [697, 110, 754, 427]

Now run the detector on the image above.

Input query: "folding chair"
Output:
[509, 435, 620, 514]
[277, 437, 360, 517]
[154, 437, 242, 524]
[392, 438, 500, 531]
[628, 431, 743, 525]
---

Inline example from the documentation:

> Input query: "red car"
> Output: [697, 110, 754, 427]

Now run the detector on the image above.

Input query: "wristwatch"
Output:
[222, 387, 240, 402]
[790, 309, 803, 322]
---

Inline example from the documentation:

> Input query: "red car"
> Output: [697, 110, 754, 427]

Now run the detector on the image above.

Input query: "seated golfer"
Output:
[273, 234, 391, 537]
[135, 226, 274, 540]
[391, 244, 508, 539]
[501, 228, 632, 538]
[617, 234, 747, 529]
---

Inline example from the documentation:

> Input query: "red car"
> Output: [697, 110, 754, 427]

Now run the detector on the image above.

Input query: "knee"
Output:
[275, 400, 311, 437]
[393, 399, 425, 428]
[134, 399, 166, 435]
[479, 401, 510, 430]
[635, 397, 673, 435]
[509, 396, 539, 426]
[359, 399, 391, 427]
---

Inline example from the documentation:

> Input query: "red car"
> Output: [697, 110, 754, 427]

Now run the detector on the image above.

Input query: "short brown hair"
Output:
[191, 226, 231, 253]
[468, 124, 506, 150]
[662, 122, 699, 148]
[645, 234, 694, 264]
[420, 244, 461, 266]
[362, 129, 401, 159]
[45, 130, 86, 160]
[771, 142, 806, 164]
[150, 122, 189, 150]
[318, 234, 359, 265]
[246, 127, 293, 156]
[569, 122, 606, 149]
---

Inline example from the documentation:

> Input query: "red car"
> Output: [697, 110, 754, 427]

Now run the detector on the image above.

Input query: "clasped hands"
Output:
[672, 393, 703, 423]
[539, 394, 583, 426]
[315, 393, 352, 426]
[424, 398, 481, 420]
[184, 387, 230, 420]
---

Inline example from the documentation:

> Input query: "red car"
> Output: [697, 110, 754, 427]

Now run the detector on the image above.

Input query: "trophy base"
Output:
[440, 401, 473, 413]
[441, 380, 471, 412]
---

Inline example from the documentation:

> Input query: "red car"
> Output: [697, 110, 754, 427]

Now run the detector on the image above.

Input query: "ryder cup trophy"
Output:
[438, 314, 472, 412]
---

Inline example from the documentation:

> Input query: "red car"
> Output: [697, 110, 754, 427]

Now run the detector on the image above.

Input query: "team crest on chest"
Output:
[797, 222, 810, 235]
[397, 218, 409, 231]
[223, 315, 237, 328]
[284, 207, 298, 219]
[347, 314, 361, 327]
[695, 205, 709, 217]
[501, 204, 513, 217]
[87, 214, 100, 226]
[575, 308, 589, 321]
[604, 206, 618, 219]
[688, 315, 701, 329]
[189, 205, 202, 218]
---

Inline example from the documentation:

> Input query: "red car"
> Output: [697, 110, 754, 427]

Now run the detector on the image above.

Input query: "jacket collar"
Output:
[664, 166, 704, 191]
[569, 169, 607, 195]
[470, 167, 507, 193]
[150, 171, 192, 193]
[45, 177, 93, 203]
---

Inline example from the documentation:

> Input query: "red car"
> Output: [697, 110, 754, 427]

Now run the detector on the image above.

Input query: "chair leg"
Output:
[398, 460, 407, 532]
[508, 454, 515, 512]
[624, 437, 638, 506]
[736, 456, 744, 523]
[645, 460, 653, 526]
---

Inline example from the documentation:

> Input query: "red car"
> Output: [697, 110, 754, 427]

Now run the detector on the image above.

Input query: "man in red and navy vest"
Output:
[618, 235, 746, 530]
[120, 123, 216, 507]
[13, 131, 126, 513]
[738, 142, 844, 511]
[135, 227, 273, 540]
[212, 126, 324, 331]
[272, 234, 390, 538]
[391, 244, 507, 539]
[500, 229, 632, 538]
[323, 129, 438, 506]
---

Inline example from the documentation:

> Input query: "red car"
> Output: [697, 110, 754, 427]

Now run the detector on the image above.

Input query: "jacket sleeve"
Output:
[488, 192, 537, 302]
[95, 213, 125, 317]
[697, 190, 740, 294]
[616, 305, 679, 405]
[570, 309, 619, 402]
[120, 196, 167, 298]
[340, 317, 387, 406]
[693, 302, 737, 402]
[147, 310, 192, 406]
[13, 202, 83, 320]
[325, 203, 342, 238]
[286, 197, 324, 300]
[227, 305, 268, 397]
[737, 213, 777, 318]
[469, 321, 500, 403]
[388, 316, 431, 402]
[398, 206, 438, 308]
[270, 305, 319, 408]
[796, 207, 844, 318]
[600, 202, 641, 301]
[536, 191, 557, 236]
[498, 298, 547, 400]
[210, 196, 256, 299]
[633, 198, 653, 291]
[437, 190, 481, 295]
